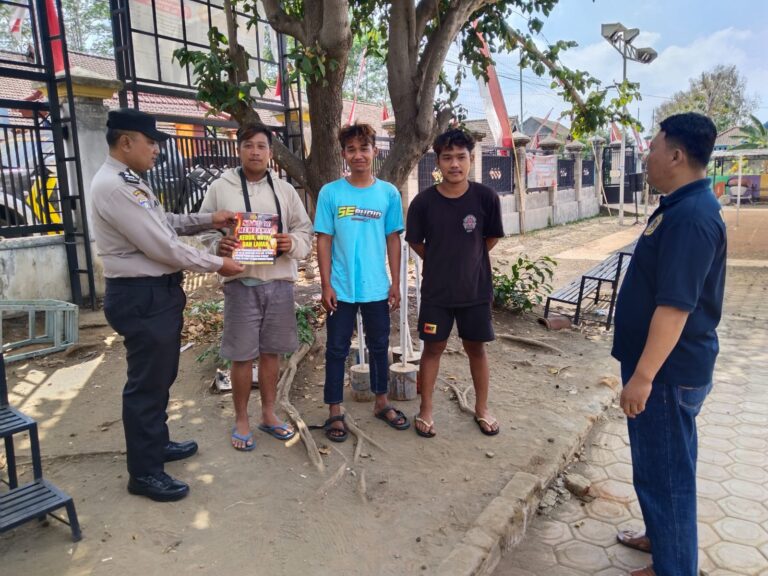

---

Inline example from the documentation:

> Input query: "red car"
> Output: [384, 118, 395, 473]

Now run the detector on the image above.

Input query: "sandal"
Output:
[414, 416, 436, 438]
[375, 405, 410, 430]
[474, 416, 500, 436]
[258, 422, 296, 441]
[231, 427, 256, 451]
[323, 414, 348, 443]
[617, 529, 652, 553]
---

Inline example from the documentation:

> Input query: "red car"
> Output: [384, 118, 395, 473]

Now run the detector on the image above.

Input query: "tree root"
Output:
[357, 468, 368, 504]
[353, 434, 365, 465]
[276, 342, 325, 473]
[440, 377, 474, 415]
[498, 333, 565, 355]
[344, 414, 388, 454]
[317, 462, 347, 496]
[12, 449, 126, 467]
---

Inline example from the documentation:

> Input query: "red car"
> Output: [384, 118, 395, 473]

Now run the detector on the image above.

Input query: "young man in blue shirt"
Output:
[314, 123, 409, 441]
[611, 113, 726, 576]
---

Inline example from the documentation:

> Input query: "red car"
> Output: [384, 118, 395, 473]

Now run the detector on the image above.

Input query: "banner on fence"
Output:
[527, 154, 556, 187]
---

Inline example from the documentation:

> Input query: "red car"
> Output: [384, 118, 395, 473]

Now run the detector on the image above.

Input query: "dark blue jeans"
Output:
[622, 365, 712, 576]
[325, 300, 390, 405]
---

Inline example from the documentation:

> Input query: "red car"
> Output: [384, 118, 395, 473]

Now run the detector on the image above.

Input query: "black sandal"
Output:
[323, 414, 348, 443]
[375, 405, 410, 430]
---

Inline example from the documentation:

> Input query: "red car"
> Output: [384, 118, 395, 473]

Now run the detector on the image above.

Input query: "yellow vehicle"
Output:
[26, 167, 62, 231]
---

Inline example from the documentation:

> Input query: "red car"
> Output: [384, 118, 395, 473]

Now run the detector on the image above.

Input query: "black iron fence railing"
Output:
[417, 152, 439, 192]
[557, 157, 575, 189]
[481, 147, 514, 195]
[582, 159, 595, 187]
[0, 107, 63, 236]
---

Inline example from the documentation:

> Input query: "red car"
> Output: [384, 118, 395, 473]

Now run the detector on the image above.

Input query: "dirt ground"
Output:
[3, 210, 755, 576]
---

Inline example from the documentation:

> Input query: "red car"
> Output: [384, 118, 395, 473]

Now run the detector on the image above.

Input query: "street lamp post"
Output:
[601, 23, 657, 225]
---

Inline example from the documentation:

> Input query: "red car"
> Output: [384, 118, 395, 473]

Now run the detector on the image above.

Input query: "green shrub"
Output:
[295, 304, 317, 345]
[492, 255, 557, 313]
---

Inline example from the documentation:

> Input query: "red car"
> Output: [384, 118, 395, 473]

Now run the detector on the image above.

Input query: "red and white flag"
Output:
[530, 108, 553, 149]
[610, 122, 622, 144]
[473, 23, 513, 149]
[347, 47, 367, 125]
[9, 5, 27, 40]
[632, 125, 646, 153]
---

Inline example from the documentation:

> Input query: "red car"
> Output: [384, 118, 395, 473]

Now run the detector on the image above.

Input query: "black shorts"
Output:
[417, 302, 495, 343]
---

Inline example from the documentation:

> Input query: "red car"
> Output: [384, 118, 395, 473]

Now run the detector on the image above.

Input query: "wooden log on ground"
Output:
[389, 362, 418, 401]
[350, 363, 375, 402]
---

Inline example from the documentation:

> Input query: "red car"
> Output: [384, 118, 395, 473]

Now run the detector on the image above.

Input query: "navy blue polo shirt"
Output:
[612, 178, 727, 386]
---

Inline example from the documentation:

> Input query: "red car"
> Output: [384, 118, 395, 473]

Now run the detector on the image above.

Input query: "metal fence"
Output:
[582, 158, 595, 187]
[146, 131, 294, 214]
[0, 111, 61, 233]
[417, 152, 439, 191]
[557, 157, 575, 188]
[481, 147, 514, 194]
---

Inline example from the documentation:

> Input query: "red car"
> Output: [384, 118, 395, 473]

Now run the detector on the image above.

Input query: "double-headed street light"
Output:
[601, 23, 657, 225]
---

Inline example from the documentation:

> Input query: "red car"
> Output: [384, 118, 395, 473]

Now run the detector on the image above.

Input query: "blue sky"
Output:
[453, 0, 768, 134]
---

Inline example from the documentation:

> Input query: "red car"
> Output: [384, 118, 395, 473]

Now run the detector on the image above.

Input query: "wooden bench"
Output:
[544, 247, 634, 328]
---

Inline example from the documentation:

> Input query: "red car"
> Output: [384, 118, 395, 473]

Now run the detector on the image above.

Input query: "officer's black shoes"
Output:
[127, 472, 190, 502]
[163, 440, 198, 462]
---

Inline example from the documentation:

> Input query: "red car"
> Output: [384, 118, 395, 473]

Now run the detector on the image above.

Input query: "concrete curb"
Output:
[437, 390, 618, 576]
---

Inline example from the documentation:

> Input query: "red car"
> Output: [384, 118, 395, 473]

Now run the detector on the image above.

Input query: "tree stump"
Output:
[389, 362, 418, 401]
[391, 346, 421, 366]
[345, 344, 362, 372]
[350, 363, 374, 402]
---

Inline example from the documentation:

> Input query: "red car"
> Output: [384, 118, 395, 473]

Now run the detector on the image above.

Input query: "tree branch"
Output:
[507, 29, 587, 109]
[415, 4, 471, 136]
[318, 0, 351, 55]
[262, 0, 307, 45]
[415, 0, 439, 41]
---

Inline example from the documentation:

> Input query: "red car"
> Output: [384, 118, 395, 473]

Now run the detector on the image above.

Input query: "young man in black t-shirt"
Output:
[405, 129, 504, 438]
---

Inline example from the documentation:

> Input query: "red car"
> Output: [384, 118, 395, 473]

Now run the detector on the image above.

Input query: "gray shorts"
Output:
[220, 280, 299, 361]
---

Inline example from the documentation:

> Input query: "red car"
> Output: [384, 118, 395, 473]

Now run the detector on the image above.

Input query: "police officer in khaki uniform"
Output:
[91, 108, 244, 502]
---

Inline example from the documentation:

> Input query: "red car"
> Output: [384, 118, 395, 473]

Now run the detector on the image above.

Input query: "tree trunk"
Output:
[304, 62, 347, 202]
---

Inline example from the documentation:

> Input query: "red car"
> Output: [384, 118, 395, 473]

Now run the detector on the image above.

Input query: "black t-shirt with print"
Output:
[405, 182, 504, 307]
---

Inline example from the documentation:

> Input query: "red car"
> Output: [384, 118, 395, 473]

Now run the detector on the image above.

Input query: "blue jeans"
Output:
[622, 365, 712, 576]
[324, 300, 390, 405]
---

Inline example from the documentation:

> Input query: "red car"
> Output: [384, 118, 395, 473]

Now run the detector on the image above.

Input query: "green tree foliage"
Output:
[175, 0, 642, 200]
[731, 114, 768, 150]
[0, 0, 112, 56]
[653, 65, 759, 133]
[342, 37, 388, 104]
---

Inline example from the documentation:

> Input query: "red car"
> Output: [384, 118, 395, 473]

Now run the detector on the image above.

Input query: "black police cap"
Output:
[107, 108, 170, 142]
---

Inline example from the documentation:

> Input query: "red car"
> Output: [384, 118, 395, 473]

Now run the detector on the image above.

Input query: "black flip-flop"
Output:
[375, 405, 410, 430]
[322, 414, 348, 443]
[474, 416, 500, 436]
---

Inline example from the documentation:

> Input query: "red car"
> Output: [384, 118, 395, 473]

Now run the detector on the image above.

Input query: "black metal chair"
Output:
[0, 353, 82, 542]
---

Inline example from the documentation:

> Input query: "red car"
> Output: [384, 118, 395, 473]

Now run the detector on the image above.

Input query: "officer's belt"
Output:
[105, 272, 183, 287]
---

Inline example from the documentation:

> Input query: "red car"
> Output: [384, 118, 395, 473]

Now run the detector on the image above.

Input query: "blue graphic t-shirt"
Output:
[314, 178, 404, 303]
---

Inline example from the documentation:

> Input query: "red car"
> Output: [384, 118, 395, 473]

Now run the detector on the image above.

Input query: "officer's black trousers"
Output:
[104, 273, 186, 477]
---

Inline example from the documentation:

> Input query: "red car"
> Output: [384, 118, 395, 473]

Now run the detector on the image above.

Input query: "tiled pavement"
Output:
[494, 267, 768, 576]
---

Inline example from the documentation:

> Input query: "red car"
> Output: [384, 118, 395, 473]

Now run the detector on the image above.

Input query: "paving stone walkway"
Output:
[494, 266, 768, 576]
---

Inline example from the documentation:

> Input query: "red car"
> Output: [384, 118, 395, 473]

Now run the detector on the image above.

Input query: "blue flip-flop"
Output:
[257, 422, 296, 441]
[231, 427, 256, 451]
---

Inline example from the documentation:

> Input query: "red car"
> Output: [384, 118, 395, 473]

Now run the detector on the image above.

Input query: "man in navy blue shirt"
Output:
[611, 113, 726, 576]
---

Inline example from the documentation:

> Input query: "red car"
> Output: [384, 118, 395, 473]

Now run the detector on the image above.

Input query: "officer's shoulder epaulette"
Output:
[119, 170, 142, 185]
